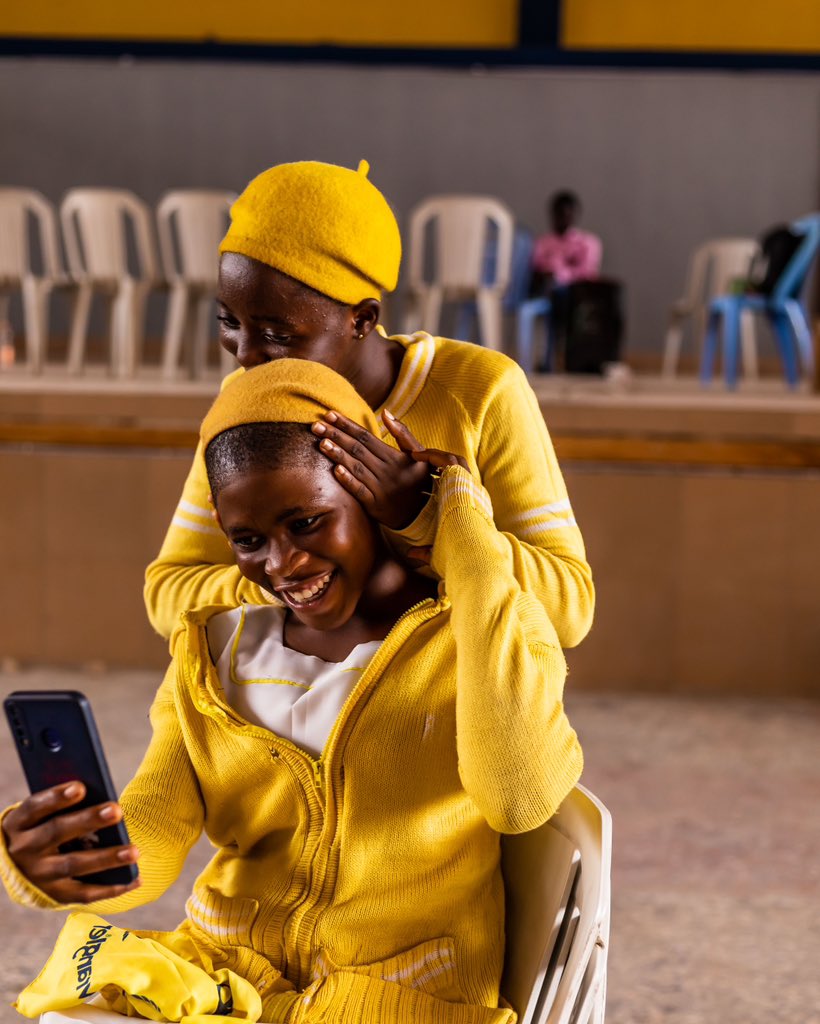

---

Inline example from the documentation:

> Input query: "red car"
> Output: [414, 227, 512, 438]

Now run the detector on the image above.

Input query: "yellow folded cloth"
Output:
[15, 913, 264, 1023]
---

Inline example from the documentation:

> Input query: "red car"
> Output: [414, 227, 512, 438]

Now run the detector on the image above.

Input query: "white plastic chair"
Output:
[0, 188, 67, 372]
[663, 238, 758, 378]
[61, 188, 160, 377]
[502, 784, 612, 1024]
[405, 195, 514, 350]
[156, 189, 236, 379]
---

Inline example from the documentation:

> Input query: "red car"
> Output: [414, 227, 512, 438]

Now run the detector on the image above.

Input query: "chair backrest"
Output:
[60, 188, 159, 284]
[772, 213, 820, 302]
[156, 189, 236, 287]
[704, 238, 759, 298]
[681, 238, 758, 310]
[0, 187, 62, 283]
[408, 195, 514, 292]
[501, 785, 612, 1024]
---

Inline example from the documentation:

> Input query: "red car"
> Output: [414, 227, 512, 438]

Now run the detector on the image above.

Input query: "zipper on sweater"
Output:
[282, 596, 445, 987]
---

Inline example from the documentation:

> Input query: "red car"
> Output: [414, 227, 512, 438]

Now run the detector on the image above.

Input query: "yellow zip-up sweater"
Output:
[144, 331, 594, 649]
[3, 468, 583, 1024]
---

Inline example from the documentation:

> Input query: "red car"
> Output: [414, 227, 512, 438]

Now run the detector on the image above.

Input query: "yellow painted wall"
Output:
[0, 0, 518, 47]
[563, 0, 820, 52]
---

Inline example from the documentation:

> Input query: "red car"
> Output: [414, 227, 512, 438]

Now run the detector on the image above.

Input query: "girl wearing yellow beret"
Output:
[144, 160, 594, 648]
[2, 360, 583, 1024]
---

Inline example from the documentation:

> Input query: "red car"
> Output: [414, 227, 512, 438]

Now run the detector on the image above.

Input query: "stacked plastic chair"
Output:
[157, 189, 236, 380]
[700, 214, 820, 389]
[61, 188, 160, 377]
[0, 188, 67, 372]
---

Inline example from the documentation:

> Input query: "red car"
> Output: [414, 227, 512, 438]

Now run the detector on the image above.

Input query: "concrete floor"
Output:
[0, 668, 819, 1024]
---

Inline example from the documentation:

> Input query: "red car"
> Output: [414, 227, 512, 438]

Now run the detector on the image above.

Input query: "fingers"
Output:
[4, 784, 141, 904]
[34, 849, 141, 904]
[30, 841, 140, 888]
[312, 412, 393, 470]
[327, 460, 377, 509]
[410, 449, 470, 471]
[382, 408, 425, 454]
[4, 781, 87, 833]
[48, 875, 142, 905]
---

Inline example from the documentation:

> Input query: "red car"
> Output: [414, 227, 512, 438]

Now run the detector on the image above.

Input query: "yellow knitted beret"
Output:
[201, 359, 380, 450]
[219, 159, 401, 305]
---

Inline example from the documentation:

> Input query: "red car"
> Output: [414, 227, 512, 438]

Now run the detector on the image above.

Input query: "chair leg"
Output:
[722, 302, 742, 389]
[662, 318, 685, 377]
[161, 284, 190, 381]
[516, 298, 550, 373]
[21, 277, 50, 374]
[67, 283, 93, 375]
[419, 286, 443, 338]
[782, 299, 813, 376]
[770, 311, 800, 389]
[475, 289, 504, 351]
[739, 309, 758, 379]
[192, 293, 214, 378]
[112, 279, 149, 378]
[699, 309, 721, 385]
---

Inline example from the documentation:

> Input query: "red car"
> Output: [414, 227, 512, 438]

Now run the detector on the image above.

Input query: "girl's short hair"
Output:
[205, 422, 323, 498]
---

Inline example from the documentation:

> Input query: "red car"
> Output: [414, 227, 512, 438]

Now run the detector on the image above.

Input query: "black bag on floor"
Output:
[564, 279, 625, 374]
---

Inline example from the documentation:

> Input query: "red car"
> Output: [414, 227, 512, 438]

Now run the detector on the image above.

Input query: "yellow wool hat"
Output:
[201, 359, 380, 449]
[219, 159, 402, 305]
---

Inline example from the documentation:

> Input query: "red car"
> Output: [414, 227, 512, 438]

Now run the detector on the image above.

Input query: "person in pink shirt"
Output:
[527, 192, 603, 371]
[531, 191, 602, 287]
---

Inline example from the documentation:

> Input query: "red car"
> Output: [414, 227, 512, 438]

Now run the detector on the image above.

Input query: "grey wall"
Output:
[1, 57, 818, 354]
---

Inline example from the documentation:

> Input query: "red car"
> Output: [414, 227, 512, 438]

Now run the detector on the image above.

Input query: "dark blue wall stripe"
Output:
[1, 36, 818, 71]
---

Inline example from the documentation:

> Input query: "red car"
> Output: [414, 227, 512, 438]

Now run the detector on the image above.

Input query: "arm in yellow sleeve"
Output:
[387, 360, 594, 649]
[431, 466, 584, 835]
[0, 664, 204, 914]
[478, 365, 594, 649]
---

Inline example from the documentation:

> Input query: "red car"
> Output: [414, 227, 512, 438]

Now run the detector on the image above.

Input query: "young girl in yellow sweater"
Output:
[144, 159, 594, 649]
[1, 360, 583, 1024]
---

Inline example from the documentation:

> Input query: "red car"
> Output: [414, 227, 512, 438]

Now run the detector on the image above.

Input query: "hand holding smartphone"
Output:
[3, 690, 139, 903]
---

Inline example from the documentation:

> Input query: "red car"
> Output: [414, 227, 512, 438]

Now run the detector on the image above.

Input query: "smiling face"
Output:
[217, 252, 366, 373]
[215, 458, 384, 633]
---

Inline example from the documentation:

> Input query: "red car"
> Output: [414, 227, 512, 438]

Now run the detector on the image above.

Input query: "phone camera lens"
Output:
[40, 727, 63, 753]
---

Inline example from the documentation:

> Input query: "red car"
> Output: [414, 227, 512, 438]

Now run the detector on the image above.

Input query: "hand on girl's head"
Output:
[2, 782, 140, 904]
[310, 409, 469, 530]
[310, 410, 431, 530]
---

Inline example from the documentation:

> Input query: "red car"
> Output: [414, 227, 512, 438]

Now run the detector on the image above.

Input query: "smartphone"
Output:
[3, 690, 138, 887]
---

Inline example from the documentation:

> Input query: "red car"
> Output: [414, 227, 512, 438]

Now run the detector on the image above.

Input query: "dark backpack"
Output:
[564, 279, 625, 374]
[749, 225, 802, 295]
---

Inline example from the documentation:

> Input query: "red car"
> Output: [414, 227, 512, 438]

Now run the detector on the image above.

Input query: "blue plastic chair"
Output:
[700, 213, 820, 389]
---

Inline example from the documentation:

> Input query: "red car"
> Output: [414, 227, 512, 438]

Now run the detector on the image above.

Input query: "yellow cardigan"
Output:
[144, 331, 594, 649]
[3, 468, 583, 1024]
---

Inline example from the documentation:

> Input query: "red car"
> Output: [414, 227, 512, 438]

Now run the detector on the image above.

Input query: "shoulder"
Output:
[426, 336, 532, 403]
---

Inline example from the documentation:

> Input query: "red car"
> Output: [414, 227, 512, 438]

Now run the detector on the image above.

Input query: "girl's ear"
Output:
[352, 299, 381, 339]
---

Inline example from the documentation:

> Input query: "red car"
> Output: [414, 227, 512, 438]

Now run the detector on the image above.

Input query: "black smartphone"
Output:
[3, 690, 138, 887]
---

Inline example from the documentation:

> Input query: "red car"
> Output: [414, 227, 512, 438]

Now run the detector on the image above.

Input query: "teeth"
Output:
[287, 572, 333, 605]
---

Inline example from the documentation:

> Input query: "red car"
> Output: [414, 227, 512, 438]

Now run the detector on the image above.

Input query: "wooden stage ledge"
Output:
[4, 371, 820, 471]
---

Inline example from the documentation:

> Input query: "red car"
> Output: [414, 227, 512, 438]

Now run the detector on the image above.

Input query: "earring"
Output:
[356, 332, 364, 339]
